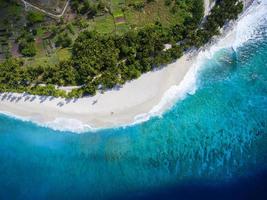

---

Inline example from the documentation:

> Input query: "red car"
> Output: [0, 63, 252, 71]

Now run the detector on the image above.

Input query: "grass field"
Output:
[84, 0, 188, 35]
[94, 14, 116, 34]
[124, 0, 186, 29]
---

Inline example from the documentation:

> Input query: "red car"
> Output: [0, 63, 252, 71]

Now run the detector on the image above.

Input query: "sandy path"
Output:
[21, 0, 69, 19]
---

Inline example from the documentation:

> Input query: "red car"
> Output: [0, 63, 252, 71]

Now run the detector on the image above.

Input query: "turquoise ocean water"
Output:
[0, 2, 267, 199]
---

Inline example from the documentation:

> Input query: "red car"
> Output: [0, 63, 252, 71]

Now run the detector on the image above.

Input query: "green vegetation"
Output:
[18, 40, 37, 57]
[27, 11, 45, 25]
[70, 0, 107, 16]
[0, 0, 243, 98]
[55, 33, 72, 48]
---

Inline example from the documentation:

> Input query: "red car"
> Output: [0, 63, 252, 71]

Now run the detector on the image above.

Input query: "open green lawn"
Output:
[82, 0, 189, 35]
[92, 0, 189, 34]
[124, 0, 186, 29]
[93, 14, 116, 34]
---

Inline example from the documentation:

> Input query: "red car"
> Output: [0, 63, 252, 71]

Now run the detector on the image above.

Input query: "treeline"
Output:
[194, 0, 243, 47]
[0, 0, 243, 98]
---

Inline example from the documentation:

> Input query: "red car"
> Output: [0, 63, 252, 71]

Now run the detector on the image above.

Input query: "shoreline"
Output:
[0, 0, 257, 132]
[0, 53, 195, 131]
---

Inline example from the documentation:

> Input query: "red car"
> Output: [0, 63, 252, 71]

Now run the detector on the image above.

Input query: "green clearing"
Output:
[94, 14, 116, 34]
[124, 0, 186, 29]
[24, 48, 71, 67]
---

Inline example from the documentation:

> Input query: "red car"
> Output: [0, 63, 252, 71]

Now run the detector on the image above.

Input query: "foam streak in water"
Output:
[234, 0, 267, 49]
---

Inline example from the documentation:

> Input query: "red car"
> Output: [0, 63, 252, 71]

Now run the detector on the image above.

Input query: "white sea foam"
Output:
[132, 60, 200, 125]
[0, 111, 31, 123]
[233, 0, 267, 49]
[42, 118, 97, 133]
[0, 111, 97, 133]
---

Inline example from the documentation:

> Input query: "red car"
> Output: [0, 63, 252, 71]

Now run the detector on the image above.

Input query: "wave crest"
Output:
[43, 118, 96, 133]
[233, 0, 267, 49]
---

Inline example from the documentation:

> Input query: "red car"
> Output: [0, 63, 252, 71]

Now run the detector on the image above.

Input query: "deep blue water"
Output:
[1, 5, 267, 200]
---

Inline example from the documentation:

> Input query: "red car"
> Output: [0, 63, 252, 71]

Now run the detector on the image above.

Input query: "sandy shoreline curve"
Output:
[0, 54, 195, 130]
[0, 0, 257, 131]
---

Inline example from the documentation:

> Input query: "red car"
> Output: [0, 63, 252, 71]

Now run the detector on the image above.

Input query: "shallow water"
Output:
[1, 2, 267, 200]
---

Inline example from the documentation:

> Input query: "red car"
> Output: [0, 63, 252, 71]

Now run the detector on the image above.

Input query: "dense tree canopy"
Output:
[0, 0, 243, 98]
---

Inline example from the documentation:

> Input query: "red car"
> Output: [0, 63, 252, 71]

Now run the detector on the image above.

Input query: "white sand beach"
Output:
[0, 28, 246, 130]
[0, 54, 195, 129]
[0, 0, 256, 131]
[0, 28, 235, 130]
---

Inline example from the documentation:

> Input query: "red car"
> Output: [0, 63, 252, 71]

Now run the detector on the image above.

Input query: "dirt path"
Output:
[21, 0, 69, 19]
